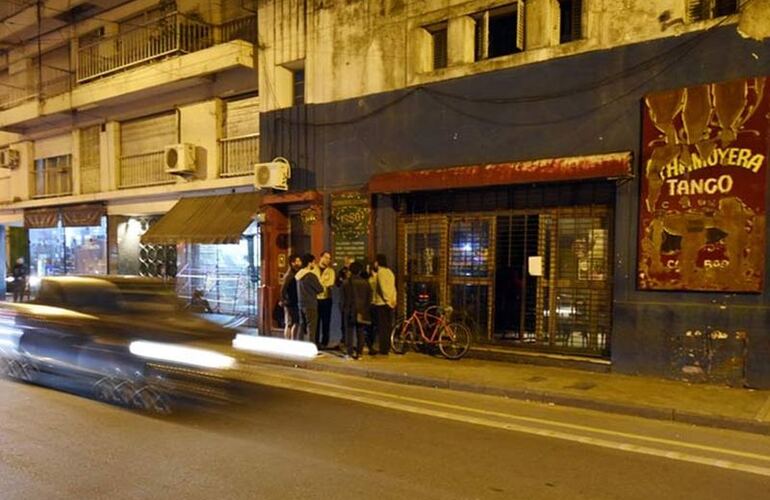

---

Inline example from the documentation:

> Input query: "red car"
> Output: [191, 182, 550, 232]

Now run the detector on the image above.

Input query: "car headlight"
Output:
[129, 341, 236, 370]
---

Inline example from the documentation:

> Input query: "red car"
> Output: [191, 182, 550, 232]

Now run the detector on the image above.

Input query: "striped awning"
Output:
[141, 192, 262, 245]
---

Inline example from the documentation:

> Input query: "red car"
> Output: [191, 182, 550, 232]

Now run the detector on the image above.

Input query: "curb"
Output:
[241, 356, 770, 436]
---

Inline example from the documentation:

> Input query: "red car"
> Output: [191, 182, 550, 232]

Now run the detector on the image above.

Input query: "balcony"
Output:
[77, 12, 213, 83]
[119, 151, 176, 189]
[219, 134, 259, 177]
[0, 67, 71, 110]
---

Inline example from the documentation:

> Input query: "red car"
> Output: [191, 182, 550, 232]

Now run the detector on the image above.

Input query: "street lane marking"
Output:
[244, 366, 770, 474]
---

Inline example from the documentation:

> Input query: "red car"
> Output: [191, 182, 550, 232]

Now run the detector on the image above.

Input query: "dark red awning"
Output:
[368, 152, 633, 194]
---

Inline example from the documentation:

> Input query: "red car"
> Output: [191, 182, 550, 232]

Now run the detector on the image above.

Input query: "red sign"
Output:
[638, 77, 768, 292]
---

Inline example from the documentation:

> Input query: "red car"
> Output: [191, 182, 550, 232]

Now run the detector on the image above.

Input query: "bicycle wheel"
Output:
[390, 320, 414, 354]
[438, 322, 472, 360]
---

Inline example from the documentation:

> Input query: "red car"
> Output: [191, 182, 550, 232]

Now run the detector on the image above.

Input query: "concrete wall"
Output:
[259, 0, 768, 111]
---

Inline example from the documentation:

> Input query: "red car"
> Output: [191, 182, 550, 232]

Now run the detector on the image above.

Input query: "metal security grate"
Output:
[398, 204, 612, 356]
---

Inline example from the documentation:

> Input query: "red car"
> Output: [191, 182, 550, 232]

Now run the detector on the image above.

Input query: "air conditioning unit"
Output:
[0, 148, 20, 169]
[164, 143, 197, 175]
[254, 157, 291, 191]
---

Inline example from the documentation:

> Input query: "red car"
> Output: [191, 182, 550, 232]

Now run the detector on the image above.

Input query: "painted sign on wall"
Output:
[331, 192, 370, 268]
[638, 77, 768, 292]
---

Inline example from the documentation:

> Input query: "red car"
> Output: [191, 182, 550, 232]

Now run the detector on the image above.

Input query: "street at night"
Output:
[2, 362, 770, 500]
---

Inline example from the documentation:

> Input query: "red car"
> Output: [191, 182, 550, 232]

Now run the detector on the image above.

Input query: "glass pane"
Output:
[450, 284, 488, 339]
[64, 217, 107, 275]
[177, 239, 258, 318]
[29, 226, 65, 278]
[449, 219, 491, 278]
[557, 216, 608, 282]
[406, 230, 442, 277]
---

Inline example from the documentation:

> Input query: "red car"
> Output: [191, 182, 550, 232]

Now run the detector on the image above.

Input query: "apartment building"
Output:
[255, 0, 770, 386]
[0, 0, 261, 321]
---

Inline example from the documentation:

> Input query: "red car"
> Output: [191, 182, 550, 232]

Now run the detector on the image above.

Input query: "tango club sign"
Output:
[638, 77, 768, 292]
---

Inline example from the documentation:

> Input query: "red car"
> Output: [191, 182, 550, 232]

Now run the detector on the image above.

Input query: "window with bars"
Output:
[687, 0, 739, 22]
[32, 155, 72, 198]
[474, 2, 524, 62]
[558, 0, 582, 43]
[292, 68, 305, 106]
[425, 22, 448, 70]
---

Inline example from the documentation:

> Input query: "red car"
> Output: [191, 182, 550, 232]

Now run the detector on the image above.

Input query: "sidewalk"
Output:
[240, 349, 770, 435]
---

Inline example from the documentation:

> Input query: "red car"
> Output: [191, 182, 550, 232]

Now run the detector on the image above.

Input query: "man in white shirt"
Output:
[316, 251, 336, 349]
[370, 254, 396, 355]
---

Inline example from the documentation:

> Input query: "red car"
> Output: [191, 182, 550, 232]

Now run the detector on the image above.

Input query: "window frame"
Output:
[473, 1, 525, 62]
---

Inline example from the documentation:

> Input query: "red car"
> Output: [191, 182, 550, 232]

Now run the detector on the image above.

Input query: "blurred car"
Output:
[0, 276, 241, 414]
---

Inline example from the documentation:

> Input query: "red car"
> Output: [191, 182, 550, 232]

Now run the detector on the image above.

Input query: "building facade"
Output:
[256, 0, 770, 387]
[2, 0, 769, 387]
[0, 0, 262, 322]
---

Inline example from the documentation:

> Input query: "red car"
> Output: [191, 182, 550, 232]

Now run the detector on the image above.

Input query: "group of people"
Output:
[279, 251, 397, 359]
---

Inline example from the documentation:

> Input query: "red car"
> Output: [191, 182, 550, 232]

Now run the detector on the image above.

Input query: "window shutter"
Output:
[474, 13, 488, 61]
[120, 113, 177, 157]
[516, 0, 525, 51]
[571, 0, 583, 40]
[687, 0, 708, 22]
[225, 95, 260, 138]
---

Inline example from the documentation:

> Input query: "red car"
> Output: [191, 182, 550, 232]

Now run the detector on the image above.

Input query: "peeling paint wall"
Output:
[260, 0, 762, 111]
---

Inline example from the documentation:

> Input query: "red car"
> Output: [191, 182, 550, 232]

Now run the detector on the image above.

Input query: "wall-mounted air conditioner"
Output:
[164, 144, 197, 175]
[254, 157, 291, 191]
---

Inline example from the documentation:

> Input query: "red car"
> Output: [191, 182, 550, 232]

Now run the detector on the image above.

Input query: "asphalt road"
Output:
[2, 364, 770, 500]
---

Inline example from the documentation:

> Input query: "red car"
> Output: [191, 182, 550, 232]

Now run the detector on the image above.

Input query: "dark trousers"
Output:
[299, 307, 319, 345]
[374, 305, 394, 355]
[13, 279, 25, 303]
[345, 320, 368, 356]
[317, 298, 332, 347]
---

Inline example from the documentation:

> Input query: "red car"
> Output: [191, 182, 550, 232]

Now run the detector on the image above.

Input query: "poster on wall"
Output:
[331, 192, 370, 268]
[638, 77, 768, 292]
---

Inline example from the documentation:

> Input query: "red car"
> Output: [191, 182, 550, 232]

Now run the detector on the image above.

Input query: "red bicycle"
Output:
[390, 306, 472, 360]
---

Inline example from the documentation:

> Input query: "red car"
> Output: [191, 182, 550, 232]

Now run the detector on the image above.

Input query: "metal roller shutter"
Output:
[120, 112, 177, 156]
[225, 95, 259, 138]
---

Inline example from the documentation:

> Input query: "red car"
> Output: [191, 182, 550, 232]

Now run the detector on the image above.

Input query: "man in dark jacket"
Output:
[280, 254, 302, 340]
[12, 257, 27, 303]
[295, 254, 324, 345]
[342, 261, 372, 359]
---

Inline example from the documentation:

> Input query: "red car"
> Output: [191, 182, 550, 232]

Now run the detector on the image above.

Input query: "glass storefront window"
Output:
[65, 224, 107, 274]
[177, 223, 259, 319]
[29, 217, 107, 280]
[29, 226, 66, 277]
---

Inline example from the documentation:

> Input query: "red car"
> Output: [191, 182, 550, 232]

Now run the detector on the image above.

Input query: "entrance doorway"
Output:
[398, 206, 612, 356]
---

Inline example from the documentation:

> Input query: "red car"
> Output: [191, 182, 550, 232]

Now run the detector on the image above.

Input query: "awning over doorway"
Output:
[367, 152, 633, 194]
[141, 192, 262, 245]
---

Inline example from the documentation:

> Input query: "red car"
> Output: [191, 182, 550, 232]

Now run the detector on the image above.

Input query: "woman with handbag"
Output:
[342, 261, 372, 359]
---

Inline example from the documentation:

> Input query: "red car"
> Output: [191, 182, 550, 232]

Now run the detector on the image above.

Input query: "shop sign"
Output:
[638, 77, 768, 292]
[331, 192, 370, 267]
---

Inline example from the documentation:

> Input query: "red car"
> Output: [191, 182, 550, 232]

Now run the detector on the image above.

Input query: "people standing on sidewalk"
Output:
[296, 254, 324, 345]
[370, 254, 397, 355]
[316, 251, 336, 349]
[336, 256, 354, 352]
[280, 254, 302, 340]
[12, 257, 27, 303]
[341, 261, 372, 359]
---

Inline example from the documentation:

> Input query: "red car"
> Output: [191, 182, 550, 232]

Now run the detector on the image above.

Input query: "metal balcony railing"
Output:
[221, 15, 258, 43]
[119, 151, 176, 189]
[40, 67, 73, 98]
[77, 12, 213, 83]
[0, 83, 36, 110]
[31, 165, 73, 199]
[219, 134, 259, 177]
